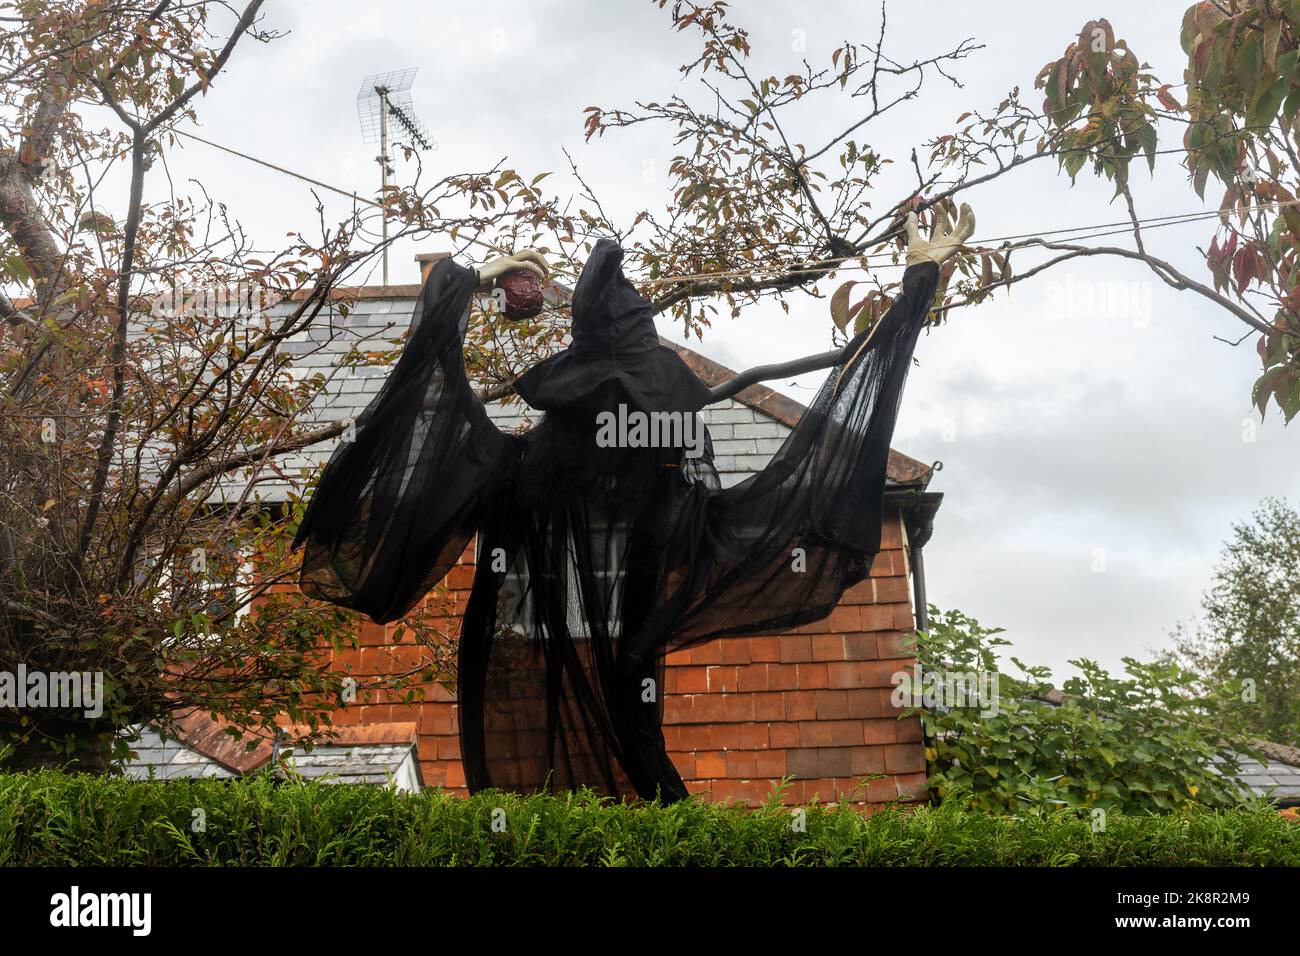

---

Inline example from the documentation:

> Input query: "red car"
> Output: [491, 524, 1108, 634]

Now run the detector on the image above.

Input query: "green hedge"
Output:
[1, 772, 1297, 866]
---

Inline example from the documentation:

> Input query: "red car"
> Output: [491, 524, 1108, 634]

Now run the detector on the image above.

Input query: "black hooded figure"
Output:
[293, 238, 940, 802]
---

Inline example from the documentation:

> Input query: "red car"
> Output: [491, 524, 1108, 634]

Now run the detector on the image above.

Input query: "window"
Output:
[480, 525, 628, 640]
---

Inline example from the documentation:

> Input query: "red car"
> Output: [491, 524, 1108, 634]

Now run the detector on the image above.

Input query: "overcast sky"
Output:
[148, 0, 1297, 678]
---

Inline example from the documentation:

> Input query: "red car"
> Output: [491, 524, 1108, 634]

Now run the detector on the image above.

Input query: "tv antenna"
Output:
[356, 67, 433, 285]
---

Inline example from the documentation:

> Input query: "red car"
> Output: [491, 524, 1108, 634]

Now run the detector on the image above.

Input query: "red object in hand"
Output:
[497, 269, 545, 320]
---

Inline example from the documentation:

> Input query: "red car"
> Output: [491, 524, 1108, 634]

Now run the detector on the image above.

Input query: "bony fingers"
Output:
[955, 203, 975, 242]
[510, 249, 551, 276]
[903, 211, 922, 244]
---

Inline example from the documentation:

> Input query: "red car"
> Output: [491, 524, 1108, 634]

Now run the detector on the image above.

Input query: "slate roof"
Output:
[1229, 740, 1300, 806]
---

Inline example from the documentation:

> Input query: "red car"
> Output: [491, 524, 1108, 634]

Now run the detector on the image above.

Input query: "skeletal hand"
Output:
[904, 203, 975, 267]
[475, 249, 549, 291]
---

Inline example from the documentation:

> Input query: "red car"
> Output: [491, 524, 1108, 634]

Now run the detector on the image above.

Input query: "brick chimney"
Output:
[415, 252, 451, 284]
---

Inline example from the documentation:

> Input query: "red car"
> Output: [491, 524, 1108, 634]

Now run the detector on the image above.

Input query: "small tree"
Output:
[1032, 4, 1300, 421]
[910, 607, 1255, 815]
[0, 1, 572, 768]
[1165, 497, 1300, 746]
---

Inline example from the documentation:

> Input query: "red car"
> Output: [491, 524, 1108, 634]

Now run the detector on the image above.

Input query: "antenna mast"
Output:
[356, 68, 433, 286]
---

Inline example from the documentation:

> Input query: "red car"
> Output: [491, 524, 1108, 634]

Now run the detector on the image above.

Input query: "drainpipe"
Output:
[911, 541, 929, 633]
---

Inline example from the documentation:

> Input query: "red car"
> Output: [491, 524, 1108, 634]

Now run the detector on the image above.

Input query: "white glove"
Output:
[904, 203, 975, 267]
[475, 249, 549, 291]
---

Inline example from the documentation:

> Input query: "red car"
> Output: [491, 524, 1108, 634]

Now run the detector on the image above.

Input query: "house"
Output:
[118, 252, 1300, 812]
[186, 252, 944, 810]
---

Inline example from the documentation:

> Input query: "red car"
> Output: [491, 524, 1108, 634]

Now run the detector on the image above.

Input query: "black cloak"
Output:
[294, 239, 939, 801]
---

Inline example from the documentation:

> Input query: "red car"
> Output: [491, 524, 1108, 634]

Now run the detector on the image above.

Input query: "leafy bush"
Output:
[0, 771, 1296, 866]
[905, 608, 1261, 815]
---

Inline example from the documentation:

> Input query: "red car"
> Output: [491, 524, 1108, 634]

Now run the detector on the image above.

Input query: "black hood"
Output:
[512, 238, 714, 415]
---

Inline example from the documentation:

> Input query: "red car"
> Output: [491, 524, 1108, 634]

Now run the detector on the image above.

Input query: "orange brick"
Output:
[755, 749, 787, 777]
[692, 693, 726, 723]
[726, 751, 758, 777]
[421, 707, 457, 738]
[673, 753, 696, 780]
[869, 550, 895, 577]
[707, 723, 764, 754]
[862, 718, 898, 745]
[860, 660, 900, 688]
[826, 661, 860, 689]
[845, 689, 881, 719]
[817, 747, 854, 777]
[690, 641, 722, 665]
[675, 666, 708, 693]
[875, 576, 910, 603]
[444, 763, 466, 789]
[778, 636, 813, 663]
[799, 720, 863, 748]
[752, 692, 786, 721]
[766, 663, 798, 691]
[851, 746, 886, 775]
[697, 751, 726, 778]
[663, 695, 692, 723]
[842, 578, 874, 603]
[664, 648, 691, 666]
[843, 633, 878, 660]
[895, 772, 929, 802]
[736, 664, 769, 692]
[785, 690, 816, 721]
[860, 604, 894, 631]
[769, 723, 798, 748]
[718, 639, 752, 665]
[892, 603, 917, 629]
[866, 775, 897, 803]
[811, 634, 847, 661]
[709, 778, 774, 806]
[884, 743, 925, 774]
[875, 630, 916, 659]
[826, 606, 860, 633]
[676, 725, 712, 750]
[723, 694, 756, 722]
[796, 662, 829, 689]
[749, 636, 783, 662]
[814, 690, 849, 720]
[896, 716, 924, 743]
[707, 665, 739, 692]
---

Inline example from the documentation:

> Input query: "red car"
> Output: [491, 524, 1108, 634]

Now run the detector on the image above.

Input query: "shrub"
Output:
[904, 607, 1262, 815]
[0, 772, 1296, 866]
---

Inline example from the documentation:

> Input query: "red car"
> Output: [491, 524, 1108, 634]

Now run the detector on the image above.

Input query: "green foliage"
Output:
[0, 771, 1296, 866]
[907, 608, 1260, 816]
[1166, 497, 1300, 747]
[1029, 5, 1300, 422]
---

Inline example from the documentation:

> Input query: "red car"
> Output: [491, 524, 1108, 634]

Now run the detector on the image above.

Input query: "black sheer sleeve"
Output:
[621, 261, 942, 669]
[293, 257, 513, 624]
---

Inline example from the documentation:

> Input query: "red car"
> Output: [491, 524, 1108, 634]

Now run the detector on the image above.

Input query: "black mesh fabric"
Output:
[294, 239, 940, 802]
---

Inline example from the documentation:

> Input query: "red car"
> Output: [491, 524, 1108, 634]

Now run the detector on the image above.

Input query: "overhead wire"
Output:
[173, 126, 1289, 290]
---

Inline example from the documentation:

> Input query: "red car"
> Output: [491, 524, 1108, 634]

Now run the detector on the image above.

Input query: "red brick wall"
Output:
[321, 511, 927, 809]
